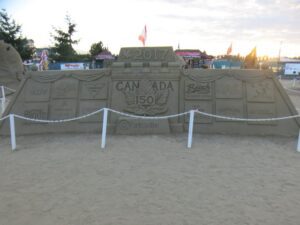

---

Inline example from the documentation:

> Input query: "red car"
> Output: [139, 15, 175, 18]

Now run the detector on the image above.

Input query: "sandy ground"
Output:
[1, 134, 300, 225]
[0, 78, 300, 225]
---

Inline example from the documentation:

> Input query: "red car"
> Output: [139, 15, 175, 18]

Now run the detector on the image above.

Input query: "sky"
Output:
[1, 0, 300, 57]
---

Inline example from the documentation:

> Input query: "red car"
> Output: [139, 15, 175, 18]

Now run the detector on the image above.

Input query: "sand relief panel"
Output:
[23, 102, 49, 124]
[50, 99, 77, 120]
[215, 77, 244, 121]
[184, 79, 213, 124]
[80, 79, 107, 100]
[246, 79, 274, 102]
[115, 79, 174, 116]
[78, 79, 108, 123]
[52, 78, 79, 99]
[113, 79, 177, 134]
[184, 80, 212, 100]
[22, 80, 51, 124]
[19, 74, 110, 125]
[246, 79, 276, 125]
[215, 76, 243, 99]
[25, 80, 51, 102]
[215, 99, 244, 122]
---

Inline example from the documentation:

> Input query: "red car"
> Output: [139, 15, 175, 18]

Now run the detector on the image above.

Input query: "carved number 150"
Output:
[135, 96, 155, 105]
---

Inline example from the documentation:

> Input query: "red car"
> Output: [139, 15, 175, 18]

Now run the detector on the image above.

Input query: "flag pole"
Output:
[277, 41, 282, 76]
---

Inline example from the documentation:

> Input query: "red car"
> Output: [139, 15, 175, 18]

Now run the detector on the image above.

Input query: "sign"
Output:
[284, 63, 300, 75]
[175, 51, 201, 58]
[60, 63, 84, 70]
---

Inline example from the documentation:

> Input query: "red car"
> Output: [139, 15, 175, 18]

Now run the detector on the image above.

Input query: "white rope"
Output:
[285, 87, 300, 94]
[14, 108, 104, 123]
[107, 108, 190, 119]
[0, 115, 9, 121]
[195, 110, 300, 121]
[3, 86, 16, 92]
[0, 108, 300, 124]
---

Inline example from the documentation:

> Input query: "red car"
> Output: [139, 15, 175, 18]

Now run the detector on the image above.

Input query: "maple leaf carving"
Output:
[122, 80, 170, 116]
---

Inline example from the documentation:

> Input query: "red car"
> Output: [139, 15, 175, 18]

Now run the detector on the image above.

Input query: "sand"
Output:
[1, 134, 300, 225]
[0, 78, 300, 225]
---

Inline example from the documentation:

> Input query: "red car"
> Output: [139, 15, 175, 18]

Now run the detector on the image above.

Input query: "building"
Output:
[174, 49, 214, 68]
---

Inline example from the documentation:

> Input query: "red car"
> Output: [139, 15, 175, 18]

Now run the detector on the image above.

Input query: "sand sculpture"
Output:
[1, 47, 299, 136]
[0, 41, 24, 87]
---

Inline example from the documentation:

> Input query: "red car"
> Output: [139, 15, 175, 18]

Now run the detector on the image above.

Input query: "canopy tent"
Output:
[175, 49, 214, 60]
[95, 50, 115, 60]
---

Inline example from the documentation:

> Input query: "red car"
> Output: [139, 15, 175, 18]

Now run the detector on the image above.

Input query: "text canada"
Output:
[115, 81, 174, 91]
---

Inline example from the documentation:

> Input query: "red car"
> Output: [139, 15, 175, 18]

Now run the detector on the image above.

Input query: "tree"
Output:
[0, 9, 35, 60]
[51, 15, 79, 61]
[89, 41, 107, 57]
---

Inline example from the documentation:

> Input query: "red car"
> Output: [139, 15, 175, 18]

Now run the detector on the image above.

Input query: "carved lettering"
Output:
[116, 80, 173, 115]
[115, 80, 173, 92]
[118, 47, 175, 62]
[116, 117, 170, 134]
[185, 81, 212, 99]
[22, 103, 48, 124]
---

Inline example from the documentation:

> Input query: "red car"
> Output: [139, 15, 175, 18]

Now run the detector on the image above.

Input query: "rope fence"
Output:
[1, 107, 300, 153]
[0, 86, 16, 114]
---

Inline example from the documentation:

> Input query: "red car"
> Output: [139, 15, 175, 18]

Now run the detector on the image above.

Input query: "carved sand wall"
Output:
[1, 70, 110, 134]
[1, 47, 299, 136]
[0, 41, 24, 86]
[181, 69, 299, 136]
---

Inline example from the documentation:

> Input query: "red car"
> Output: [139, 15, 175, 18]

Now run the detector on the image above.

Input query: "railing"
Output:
[1, 108, 300, 152]
[0, 86, 16, 114]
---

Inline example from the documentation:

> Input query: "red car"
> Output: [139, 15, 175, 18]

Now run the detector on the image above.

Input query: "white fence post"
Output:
[1, 86, 5, 114]
[187, 110, 195, 148]
[297, 129, 300, 153]
[101, 108, 108, 149]
[293, 78, 296, 88]
[9, 114, 16, 151]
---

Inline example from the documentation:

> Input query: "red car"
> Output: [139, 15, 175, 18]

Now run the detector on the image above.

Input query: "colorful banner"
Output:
[60, 63, 85, 70]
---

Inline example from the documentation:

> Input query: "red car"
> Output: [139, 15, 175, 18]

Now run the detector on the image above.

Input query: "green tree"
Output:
[51, 15, 79, 61]
[0, 9, 35, 60]
[89, 41, 108, 57]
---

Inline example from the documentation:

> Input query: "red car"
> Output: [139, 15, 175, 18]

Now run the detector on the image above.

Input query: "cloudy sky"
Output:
[1, 0, 300, 57]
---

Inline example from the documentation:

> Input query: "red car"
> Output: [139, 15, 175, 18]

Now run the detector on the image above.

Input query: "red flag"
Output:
[138, 25, 147, 46]
[227, 43, 232, 55]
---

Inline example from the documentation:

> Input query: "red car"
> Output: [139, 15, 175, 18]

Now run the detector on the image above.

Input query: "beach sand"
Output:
[1, 134, 300, 225]
[0, 78, 300, 225]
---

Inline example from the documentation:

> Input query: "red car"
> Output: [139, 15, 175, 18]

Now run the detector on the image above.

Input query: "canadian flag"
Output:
[227, 43, 232, 55]
[138, 25, 147, 46]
